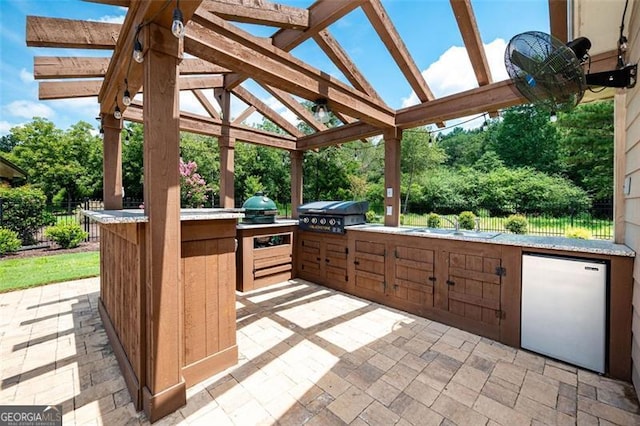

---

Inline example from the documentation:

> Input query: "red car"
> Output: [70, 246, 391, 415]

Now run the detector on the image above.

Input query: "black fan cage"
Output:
[505, 31, 586, 112]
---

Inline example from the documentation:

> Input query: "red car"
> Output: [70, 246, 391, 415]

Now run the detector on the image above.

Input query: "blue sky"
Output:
[0, 0, 550, 136]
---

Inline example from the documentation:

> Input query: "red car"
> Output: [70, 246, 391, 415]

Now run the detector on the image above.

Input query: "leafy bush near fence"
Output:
[0, 185, 54, 245]
[45, 223, 88, 249]
[426, 213, 441, 228]
[458, 211, 477, 230]
[565, 227, 592, 239]
[0, 227, 21, 255]
[504, 214, 528, 234]
[366, 210, 377, 223]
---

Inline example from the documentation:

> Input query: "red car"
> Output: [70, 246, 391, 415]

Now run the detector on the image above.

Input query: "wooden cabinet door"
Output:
[391, 245, 435, 312]
[299, 234, 322, 281]
[353, 239, 386, 297]
[325, 239, 348, 289]
[445, 251, 502, 333]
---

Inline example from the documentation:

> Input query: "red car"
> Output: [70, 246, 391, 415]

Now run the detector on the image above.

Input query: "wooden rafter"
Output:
[27, 16, 120, 49]
[192, 89, 221, 120]
[204, 0, 309, 30]
[450, 0, 492, 86]
[549, 0, 568, 42]
[396, 80, 525, 129]
[83, 0, 130, 6]
[231, 86, 303, 137]
[39, 76, 224, 100]
[223, 0, 366, 89]
[297, 121, 381, 150]
[261, 84, 327, 132]
[313, 29, 384, 104]
[98, 1, 203, 116]
[34, 56, 229, 80]
[186, 10, 395, 127]
[232, 106, 257, 124]
[362, 0, 434, 103]
[124, 101, 296, 149]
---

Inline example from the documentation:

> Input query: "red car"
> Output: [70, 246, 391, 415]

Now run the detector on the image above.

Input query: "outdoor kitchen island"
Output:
[296, 224, 636, 382]
[83, 208, 243, 417]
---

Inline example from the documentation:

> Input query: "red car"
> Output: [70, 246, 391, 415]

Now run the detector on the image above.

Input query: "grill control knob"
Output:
[311, 217, 317, 224]
[329, 218, 336, 225]
[302, 217, 309, 223]
[320, 218, 327, 225]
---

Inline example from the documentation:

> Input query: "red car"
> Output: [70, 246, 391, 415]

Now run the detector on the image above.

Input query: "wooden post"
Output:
[102, 115, 123, 210]
[217, 87, 235, 208]
[384, 128, 402, 227]
[141, 23, 185, 421]
[614, 91, 626, 244]
[290, 150, 303, 217]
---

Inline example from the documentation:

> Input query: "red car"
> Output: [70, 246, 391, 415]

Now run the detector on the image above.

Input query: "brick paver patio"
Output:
[1, 277, 639, 425]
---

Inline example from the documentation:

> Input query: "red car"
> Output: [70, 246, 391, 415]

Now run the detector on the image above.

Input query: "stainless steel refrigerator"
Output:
[521, 253, 607, 373]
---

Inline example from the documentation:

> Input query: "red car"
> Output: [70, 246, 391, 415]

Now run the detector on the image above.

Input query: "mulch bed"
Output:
[2, 241, 100, 260]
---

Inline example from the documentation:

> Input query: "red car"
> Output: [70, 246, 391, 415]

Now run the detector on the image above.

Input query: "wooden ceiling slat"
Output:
[313, 29, 385, 104]
[223, 0, 366, 89]
[186, 11, 395, 127]
[362, 0, 435, 103]
[261, 84, 328, 132]
[34, 56, 231, 79]
[549, 0, 568, 42]
[193, 89, 221, 120]
[203, 0, 309, 30]
[231, 86, 304, 137]
[39, 76, 224, 100]
[450, 0, 492, 86]
[26, 16, 119, 49]
[297, 121, 381, 150]
[395, 80, 525, 129]
[232, 106, 257, 124]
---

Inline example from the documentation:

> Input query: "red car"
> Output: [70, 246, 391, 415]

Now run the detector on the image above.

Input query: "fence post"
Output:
[0, 197, 3, 227]
[83, 198, 90, 241]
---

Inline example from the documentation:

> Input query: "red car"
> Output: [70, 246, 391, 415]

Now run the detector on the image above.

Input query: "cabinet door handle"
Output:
[354, 260, 360, 265]
[316, 257, 321, 261]
[446, 280, 455, 286]
[325, 258, 330, 263]
[428, 277, 436, 282]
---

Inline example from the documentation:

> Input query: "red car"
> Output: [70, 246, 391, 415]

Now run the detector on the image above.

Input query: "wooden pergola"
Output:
[25, 0, 625, 421]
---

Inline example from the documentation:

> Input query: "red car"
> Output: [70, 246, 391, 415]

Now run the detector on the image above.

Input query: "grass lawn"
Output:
[0, 251, 100, 293]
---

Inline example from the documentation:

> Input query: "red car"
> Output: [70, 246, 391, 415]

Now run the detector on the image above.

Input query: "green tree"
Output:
[0, 134, 19, 153]
[121, 123, 144, 200]
[492, 104, 561, 174]
[556, 100, 614, 202]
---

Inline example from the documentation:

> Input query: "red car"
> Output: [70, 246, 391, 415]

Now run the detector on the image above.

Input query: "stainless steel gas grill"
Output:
[297, 201, 368, 234]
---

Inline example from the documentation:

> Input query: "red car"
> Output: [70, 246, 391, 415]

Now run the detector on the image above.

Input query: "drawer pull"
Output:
[354, 260, 360, 265]
[446, 280, 455, 286]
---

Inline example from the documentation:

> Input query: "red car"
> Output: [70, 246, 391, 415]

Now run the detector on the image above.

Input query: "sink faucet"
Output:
[440, 216, 459, 232]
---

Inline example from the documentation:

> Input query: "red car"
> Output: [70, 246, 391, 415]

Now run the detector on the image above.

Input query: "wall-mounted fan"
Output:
[504, 31, 637, 112]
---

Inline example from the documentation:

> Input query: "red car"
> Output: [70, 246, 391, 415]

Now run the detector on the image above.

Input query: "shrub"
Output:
[564, 227, 592, 240]
[45, 223, 88, 249]
[0, 185, 54, 245]
[426, 213, 441, 228]
[399, 214, 405, 225]
[0, 227, 21, 255]
[458, 211, 476, 230]
[504, 214, 528, 234]
[365, 210, 377, 223]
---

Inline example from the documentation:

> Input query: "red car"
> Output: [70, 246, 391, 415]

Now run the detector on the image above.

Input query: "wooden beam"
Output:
[231, 86, 303, 137]
[362, 0, 435, 103]
[549, 0, 568, 43]
[39, 76, 224, 100]
[395, 80, 526, 129]
[450, 0, 492, 86]
[192, 89, 221, 120]
[224, 0, 366, 89]
[261, 84, 327, 132]
[232, 106, 256, 124]
[124, 102, 297, 149]
[98, 1, 203, 116]
[83, 0, 130, 6]
[186, 10, 395, 127]
[313, 29, 384, 103]
[26, 16, 120, 49]
[34, 56, 229, 80]
[297, 121, 382, 150]
[384, 128, 402, 227]
[203, 0, 309, 30]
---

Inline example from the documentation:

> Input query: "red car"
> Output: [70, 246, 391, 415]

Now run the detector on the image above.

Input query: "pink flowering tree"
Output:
[180, 158, 210, 208]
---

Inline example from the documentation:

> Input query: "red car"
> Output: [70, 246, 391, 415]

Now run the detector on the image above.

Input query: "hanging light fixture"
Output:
[171, 0, 185, 39]
[122, 79, 132, 106]
[133, 25, 144, 63]
[312, 99, 331, 124]
[114, 96, 122, 120]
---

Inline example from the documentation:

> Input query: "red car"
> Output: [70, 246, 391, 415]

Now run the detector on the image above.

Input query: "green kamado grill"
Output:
[242, 192, 278, 224]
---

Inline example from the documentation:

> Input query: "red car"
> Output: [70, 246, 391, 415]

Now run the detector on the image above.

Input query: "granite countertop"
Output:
[348, 224, 636, 258]
[236, 219, 299, 230]
[82, 208, 244, 224]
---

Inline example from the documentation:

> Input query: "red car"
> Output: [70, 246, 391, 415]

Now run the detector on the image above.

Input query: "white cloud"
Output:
[19, 69, 34, 83]
[94, 14, 125, 24]
[6, 100, 55, 119]
[0, 120, 22, 136]
[401, 38, 509, 108]
[264, 96, 300, 126]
